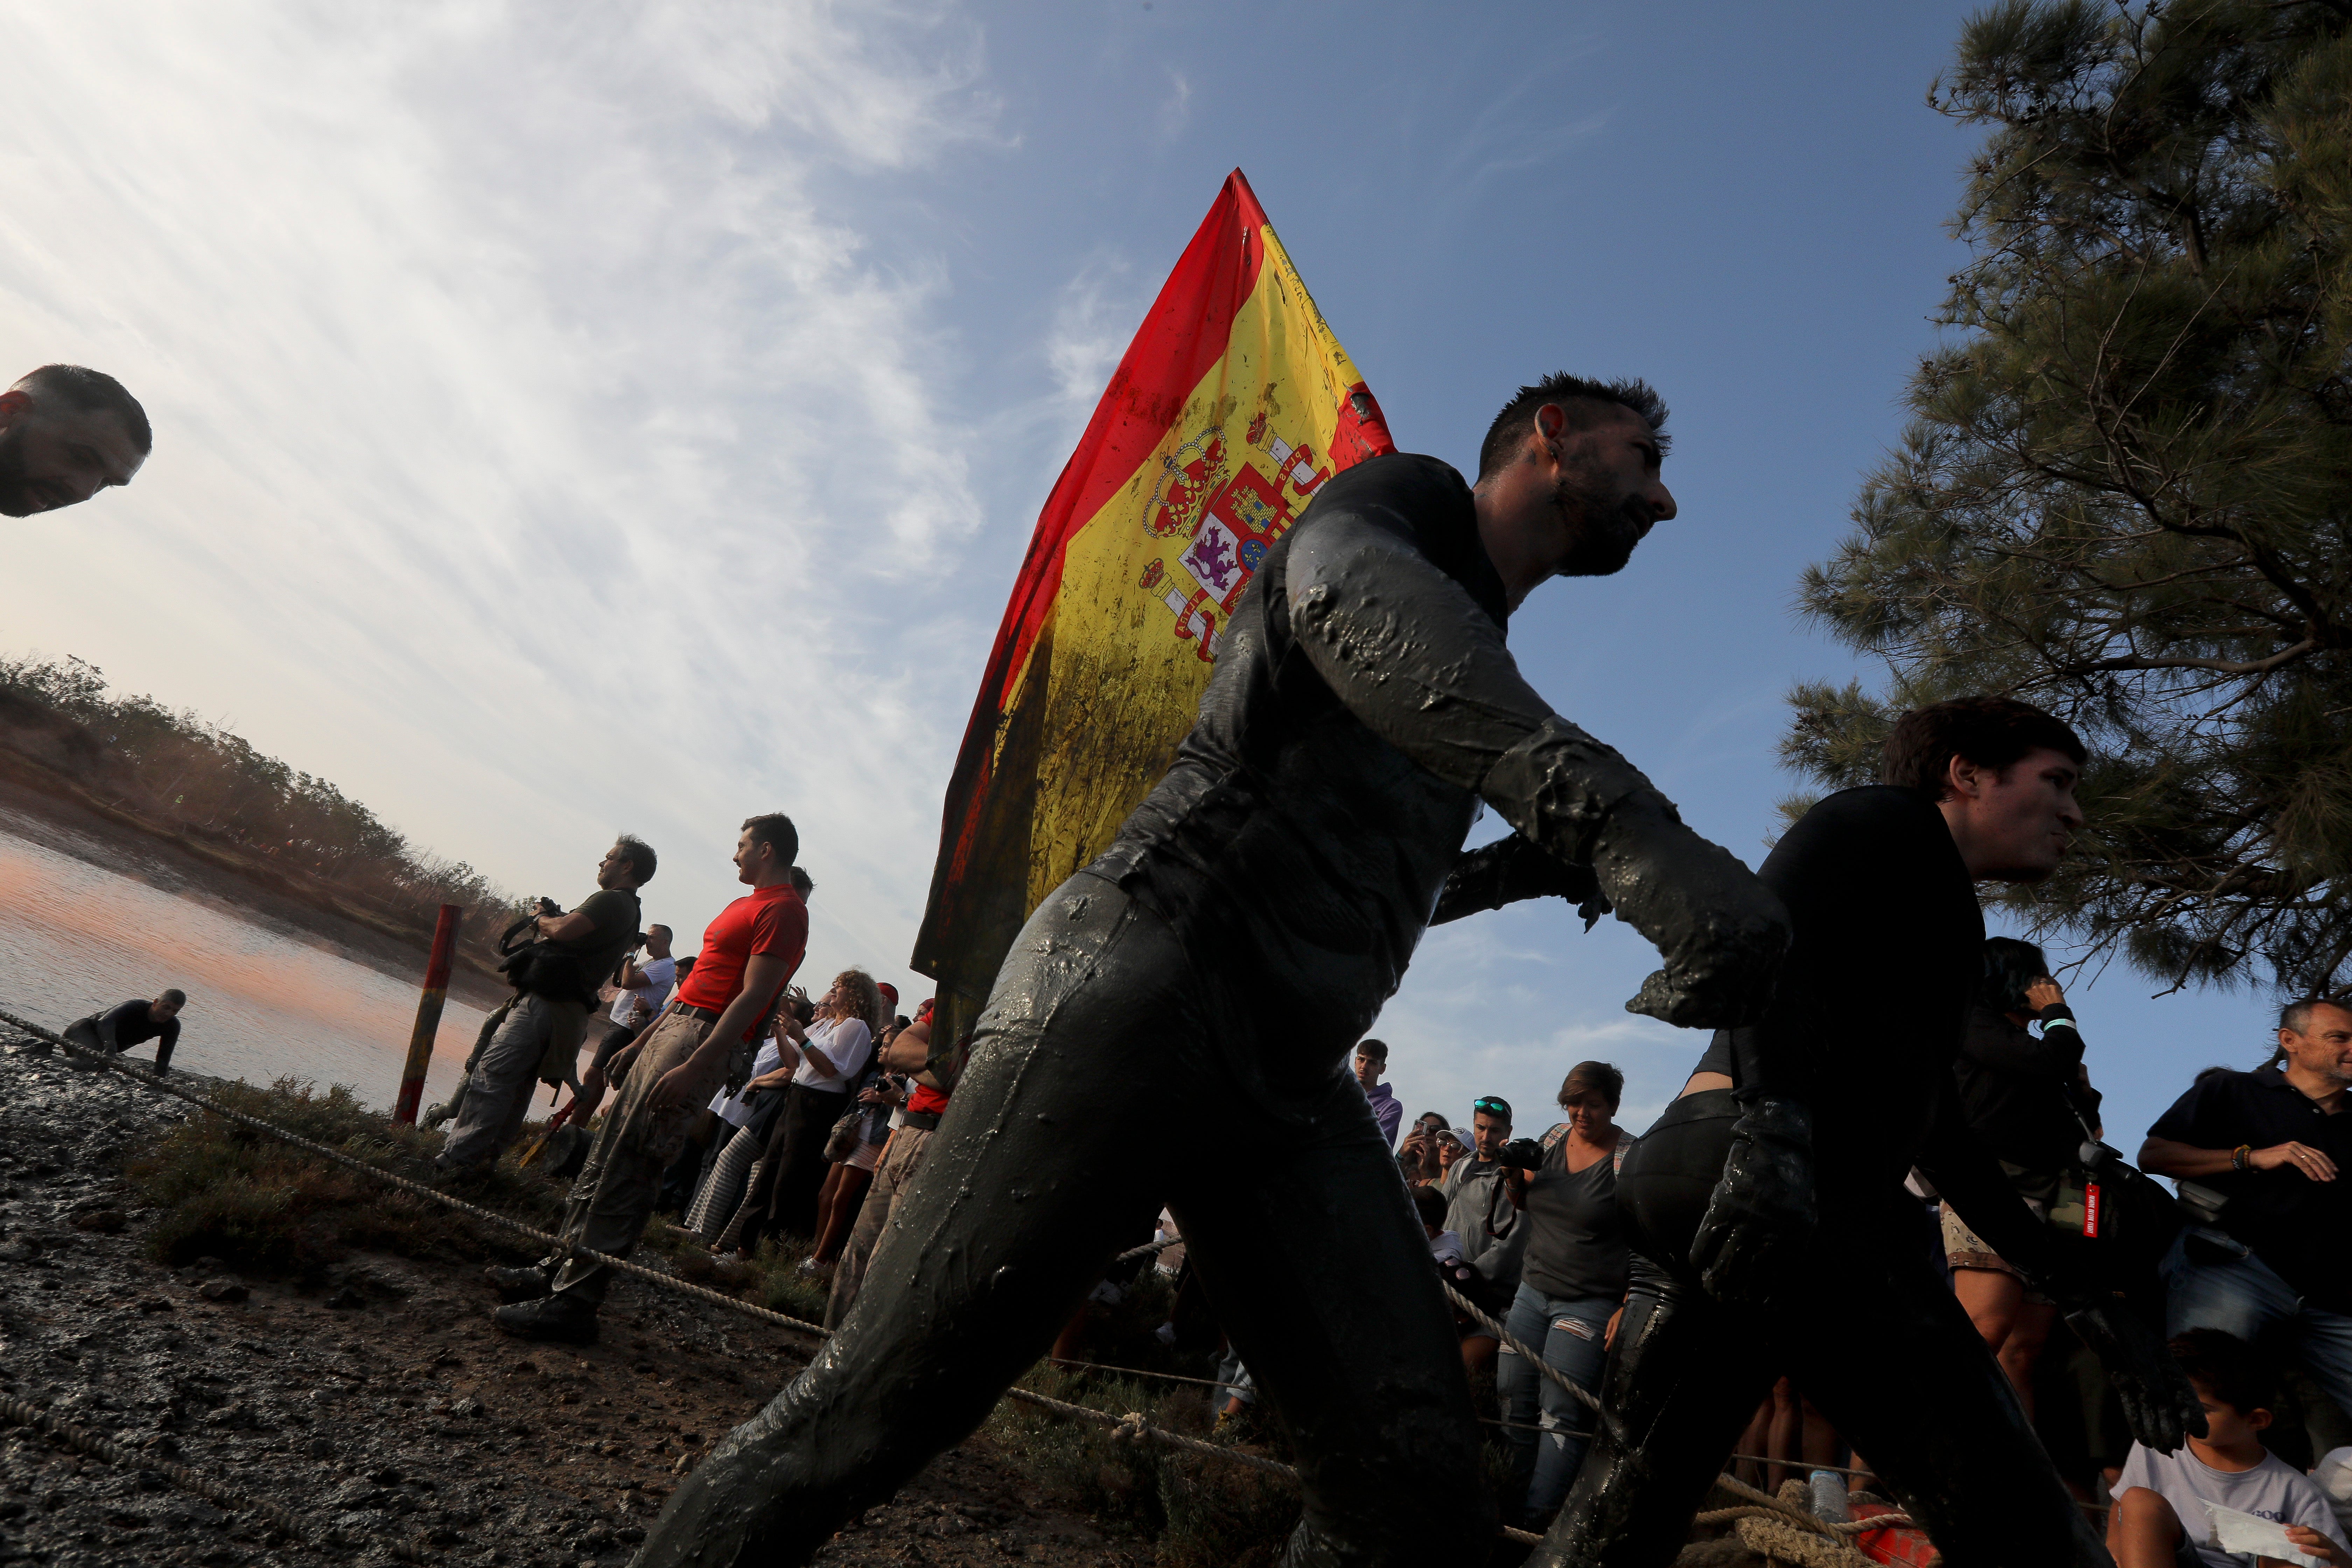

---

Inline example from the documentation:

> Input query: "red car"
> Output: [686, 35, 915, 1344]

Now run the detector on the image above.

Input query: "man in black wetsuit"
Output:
[61, 991, 185, 1072]
[637, 373, 1790, 1568]
[1539, 698, 2203, 1568]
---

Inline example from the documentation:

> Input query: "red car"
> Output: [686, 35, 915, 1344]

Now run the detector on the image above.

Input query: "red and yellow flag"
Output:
[912, 170, 1395, 1040]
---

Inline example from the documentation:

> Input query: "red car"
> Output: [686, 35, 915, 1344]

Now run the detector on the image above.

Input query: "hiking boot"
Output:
[492, 1293, 599, 1345]
[483, 1264, 552, 1303]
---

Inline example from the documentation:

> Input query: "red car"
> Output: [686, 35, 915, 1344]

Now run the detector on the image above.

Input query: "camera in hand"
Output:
[1494, 1137, 1545, 1171]
[534, 896, 565, 918]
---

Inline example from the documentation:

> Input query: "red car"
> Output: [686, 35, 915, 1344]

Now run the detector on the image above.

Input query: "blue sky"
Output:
[0, 1, 2269, 1152]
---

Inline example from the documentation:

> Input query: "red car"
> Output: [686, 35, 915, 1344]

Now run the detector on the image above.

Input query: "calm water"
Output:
[0, 807, 491, 1109]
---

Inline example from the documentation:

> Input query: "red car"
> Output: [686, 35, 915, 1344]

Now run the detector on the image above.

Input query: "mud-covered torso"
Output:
[1089, 454, 1506, 1066]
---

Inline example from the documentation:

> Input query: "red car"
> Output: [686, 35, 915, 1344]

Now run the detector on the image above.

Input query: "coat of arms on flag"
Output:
[913, 169, 1394, 1051]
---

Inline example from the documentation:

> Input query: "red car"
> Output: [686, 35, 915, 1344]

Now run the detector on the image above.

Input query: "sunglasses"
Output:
[1472, 1097, 1510, 1116]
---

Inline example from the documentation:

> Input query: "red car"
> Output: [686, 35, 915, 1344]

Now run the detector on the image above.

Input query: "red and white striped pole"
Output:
[392, 904, 463, 1125]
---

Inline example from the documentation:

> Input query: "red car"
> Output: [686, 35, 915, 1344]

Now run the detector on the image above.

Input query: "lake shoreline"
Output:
[0, 766, 508, 1016]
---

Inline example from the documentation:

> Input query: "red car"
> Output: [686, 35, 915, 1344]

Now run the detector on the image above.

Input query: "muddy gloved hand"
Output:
[2063, 1297, 2206, 1453]
[1430, 834, 1606, 927]
[1587, 799, 1789, 1029]
[1688, 1096, 1816, 1307]
[1484, 721, 1789, 1029]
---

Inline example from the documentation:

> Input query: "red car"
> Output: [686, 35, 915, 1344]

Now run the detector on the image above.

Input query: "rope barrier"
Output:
[1441, 1279, 1604, 1414]
[0, 1391, 432, 1563]
[4, 1011, 1920, 1559]
[1111, 1234, 1180, 1267]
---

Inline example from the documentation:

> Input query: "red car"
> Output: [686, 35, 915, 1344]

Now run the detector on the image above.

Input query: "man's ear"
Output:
[2248, 1406, 2274, 1432]
[1531, 402, 1569, 463]
[0, 388, 29, 428]
[1944, 753, 1987, 803]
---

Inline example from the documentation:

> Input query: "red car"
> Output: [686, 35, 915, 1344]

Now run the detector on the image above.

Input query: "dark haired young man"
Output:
[434, 835, 655, 1178]
[1542, 696, 2204, 1568]
[491, 816, 805, 1343]
[2140, 997, 2352, 1429]
[0, 365, 150, 517]
[640, 373, 1794, 1567]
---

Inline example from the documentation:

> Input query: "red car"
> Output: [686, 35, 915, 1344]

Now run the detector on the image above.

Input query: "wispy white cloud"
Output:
[0, 1, 995, 987]
[1156, 69, 1194, 142]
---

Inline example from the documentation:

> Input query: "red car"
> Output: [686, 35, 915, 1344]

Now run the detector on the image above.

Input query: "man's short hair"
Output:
[674, 955, 696, 975]
[17, 365, 151, 451]
[611, 834, 657, 885]
[648, 924, 672, 941]
[1880, 696, 2086, 803]
[2170, 1328, 2275, 1416]
[1355, 1037, 1388, 1063]
[789, 866, 813, 897]
[1476, 372, 1670, 484]
[156, 988, 187, 1008]
[1472, 1094, 1513, 1123]
[741, 813, 798, 867]
[2280, 997, 2346, 1037]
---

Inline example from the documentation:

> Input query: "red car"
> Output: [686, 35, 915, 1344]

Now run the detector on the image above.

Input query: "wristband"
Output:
[2232, 1145, 2252, 1171]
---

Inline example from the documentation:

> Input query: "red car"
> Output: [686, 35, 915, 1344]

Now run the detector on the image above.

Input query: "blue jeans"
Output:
[1496, 1283, 1615, 1525]
[2161, 1227, 2352, 1421]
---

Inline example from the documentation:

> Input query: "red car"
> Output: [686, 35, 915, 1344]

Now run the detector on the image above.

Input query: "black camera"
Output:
[1494, 1138, 1545, 1172]
[533, 896, 564, 918]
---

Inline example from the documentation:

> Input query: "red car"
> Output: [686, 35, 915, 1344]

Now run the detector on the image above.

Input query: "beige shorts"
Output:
[1940, 1198, 2045, 1281]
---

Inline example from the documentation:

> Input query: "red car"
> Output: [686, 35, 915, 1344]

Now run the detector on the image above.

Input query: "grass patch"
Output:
[644, 1224, 834, 1325]
[122, 1077, 568, 1279]
[985, 1364, 1300, 1568]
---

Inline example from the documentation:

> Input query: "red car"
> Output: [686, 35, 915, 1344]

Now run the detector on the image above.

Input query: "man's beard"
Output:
[0, 425, 41, 517]
[1551, 462, 1652, 576]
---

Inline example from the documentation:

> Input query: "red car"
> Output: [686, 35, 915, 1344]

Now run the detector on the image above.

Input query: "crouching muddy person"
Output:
[59, 990, 185, 1072]
[636, 374, 1791, 1567]
[433, 836, 654, 1178]
[488, 814, 806, 1344]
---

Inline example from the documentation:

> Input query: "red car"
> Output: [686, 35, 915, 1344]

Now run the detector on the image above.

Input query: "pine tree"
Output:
[1787, 0, 2352, 992]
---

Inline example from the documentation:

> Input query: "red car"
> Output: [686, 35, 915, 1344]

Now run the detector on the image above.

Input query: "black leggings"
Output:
[734, 1083, 847, 1253]
[636, 873, 1494, 1567]
[1532, 1091, 2108, 1568]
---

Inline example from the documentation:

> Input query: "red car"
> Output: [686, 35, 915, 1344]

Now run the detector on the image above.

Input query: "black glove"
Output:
[1430, 835, 1609, 928]
[1688, 1096, 1816, 1307]
[2063, 1297, 2206, 1454]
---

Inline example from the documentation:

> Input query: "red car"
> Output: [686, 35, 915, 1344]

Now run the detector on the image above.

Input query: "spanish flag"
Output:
[913, 170, 1395, 1044]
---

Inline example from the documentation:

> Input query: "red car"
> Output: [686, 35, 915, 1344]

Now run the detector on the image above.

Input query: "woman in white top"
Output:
[729, 969, 882, 1257]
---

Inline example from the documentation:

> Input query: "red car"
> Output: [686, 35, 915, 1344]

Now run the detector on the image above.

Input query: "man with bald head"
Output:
[0, 365, 150, 517]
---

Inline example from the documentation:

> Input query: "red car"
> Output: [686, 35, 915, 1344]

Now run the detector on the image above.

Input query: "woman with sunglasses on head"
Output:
[1495, 1062, 1636, 1532]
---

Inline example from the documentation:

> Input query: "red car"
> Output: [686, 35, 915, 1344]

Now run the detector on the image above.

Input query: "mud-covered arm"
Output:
[1286, 511, 1788, 1027]
[1430, 833, 1608, 927]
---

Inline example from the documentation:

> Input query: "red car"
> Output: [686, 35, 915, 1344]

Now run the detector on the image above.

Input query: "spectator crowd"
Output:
[434, 805, 2352, 1563]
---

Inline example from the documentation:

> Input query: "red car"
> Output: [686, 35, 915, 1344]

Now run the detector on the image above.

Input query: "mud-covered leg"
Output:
[1792, 1248, 2110, 1567]
[1533, 1258, 1773, 1568]
[633, 878, 1194, 1568]
[1174, 1126, 1496, 1566]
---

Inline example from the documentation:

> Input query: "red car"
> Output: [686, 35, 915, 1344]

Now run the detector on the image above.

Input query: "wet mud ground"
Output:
[0, 1045, 1138, 1568]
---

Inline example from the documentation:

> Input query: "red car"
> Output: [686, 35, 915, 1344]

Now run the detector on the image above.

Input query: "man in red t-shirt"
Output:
[824, 1000, 948, 1329]
[491, 812, 808, 1343]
